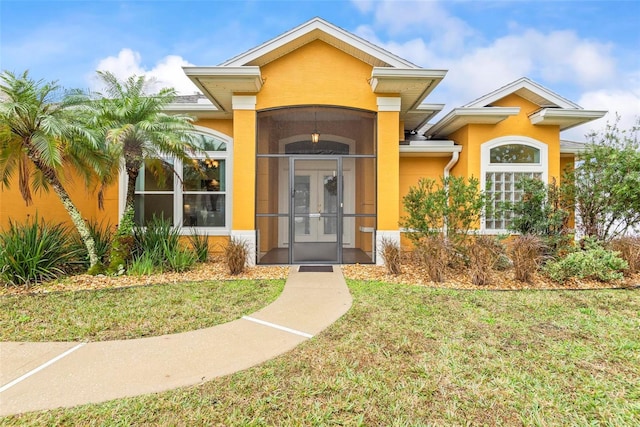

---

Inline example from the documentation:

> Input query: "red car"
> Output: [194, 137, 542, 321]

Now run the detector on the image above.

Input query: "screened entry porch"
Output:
[256, 106, 377, 265]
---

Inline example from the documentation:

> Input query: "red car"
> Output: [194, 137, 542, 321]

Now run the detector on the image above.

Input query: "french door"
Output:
[291, 158, 341, 263]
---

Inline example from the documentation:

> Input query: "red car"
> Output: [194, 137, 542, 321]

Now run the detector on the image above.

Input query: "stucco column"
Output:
[376, 97, 401, 265]
[232, 95, 257, 265]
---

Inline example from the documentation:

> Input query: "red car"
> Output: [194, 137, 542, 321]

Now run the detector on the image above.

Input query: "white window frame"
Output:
[481, 136, 548, 234]
[124, 126, 233, 235]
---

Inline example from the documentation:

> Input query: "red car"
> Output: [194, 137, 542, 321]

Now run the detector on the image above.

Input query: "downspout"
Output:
[442, 150, 460, 237]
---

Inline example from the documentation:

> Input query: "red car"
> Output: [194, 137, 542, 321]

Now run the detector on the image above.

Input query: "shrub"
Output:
[610, 236, 640, 275]
[224, 237, 248, 275]
[131, 215, 196, 273]
[72, 219, 113, 269]
[467, 236, 504, 286]
[188, 229, 210, 262]
[128, 252, 159, 276]
[402, 176, 487, 254]
[543, 241, 628, 283]
[107, 207, 136, 275]
[0, 216, 80, 286]
[502, 177, 573, 257]
[379, 238, 402, 275]
[414, 235, 449, 282]
[509, 235, 546, 283]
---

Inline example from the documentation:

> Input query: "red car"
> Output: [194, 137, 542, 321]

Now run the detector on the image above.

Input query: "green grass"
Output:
[0, 280, 284, 341]
[2, 281, 639, 426]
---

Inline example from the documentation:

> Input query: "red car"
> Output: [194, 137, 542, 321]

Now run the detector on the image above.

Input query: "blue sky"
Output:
[1, 0, 639, 139]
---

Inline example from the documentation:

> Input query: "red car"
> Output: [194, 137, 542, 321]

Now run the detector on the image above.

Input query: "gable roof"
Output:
[221, 17, 419, 69]
[426, 77, 606, 138]
[182, 17, 447, 130]
[464, 77, 581, 109]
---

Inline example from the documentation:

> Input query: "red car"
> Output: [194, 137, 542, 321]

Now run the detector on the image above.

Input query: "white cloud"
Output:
[90, 48, 200, 95]
[351, 0, 634, 140]
[560, 89, 640, 140]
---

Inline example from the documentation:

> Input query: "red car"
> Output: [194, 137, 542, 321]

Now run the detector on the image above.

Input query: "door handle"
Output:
[309, 213, 321, 218]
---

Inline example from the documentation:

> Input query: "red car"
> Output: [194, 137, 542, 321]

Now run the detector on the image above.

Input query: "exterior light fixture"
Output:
[311, 111, 320, 143]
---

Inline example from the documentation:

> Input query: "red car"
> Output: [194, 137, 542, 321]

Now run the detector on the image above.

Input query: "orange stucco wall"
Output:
[398, 156, 451, 221]
[0, 171, 119, 231]
[449, 94, 561, 182]
[256, 40, 378, 111]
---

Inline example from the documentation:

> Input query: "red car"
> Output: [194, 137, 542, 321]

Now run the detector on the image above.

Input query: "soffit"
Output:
[183, 66, 263, 113]
[425, 107, 521, 139]
[529, 108, 607, 131]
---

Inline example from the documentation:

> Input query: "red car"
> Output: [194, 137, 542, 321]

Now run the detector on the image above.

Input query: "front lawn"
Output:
[3, 280, 638, 426]
[0, 280, 285, 341]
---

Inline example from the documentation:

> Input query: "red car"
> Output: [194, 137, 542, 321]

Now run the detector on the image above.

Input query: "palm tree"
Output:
[0, 70, 104, 270]
[88, 71, 198, 271]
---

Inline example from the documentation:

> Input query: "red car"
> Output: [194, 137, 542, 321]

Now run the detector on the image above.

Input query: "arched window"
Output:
[481, 136, 548, 232]
[133, 127, 232, 232]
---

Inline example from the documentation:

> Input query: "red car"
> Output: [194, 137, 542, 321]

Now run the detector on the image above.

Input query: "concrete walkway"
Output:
[0, 266, 352, 416]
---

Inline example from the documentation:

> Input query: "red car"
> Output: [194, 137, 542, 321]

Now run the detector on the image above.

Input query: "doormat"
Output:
[298, 265, 334, 273]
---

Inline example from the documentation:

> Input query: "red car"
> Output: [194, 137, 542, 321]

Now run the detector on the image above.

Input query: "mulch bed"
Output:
[1, 259, 638, 296]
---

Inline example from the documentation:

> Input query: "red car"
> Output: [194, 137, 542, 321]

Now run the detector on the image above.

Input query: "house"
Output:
[0, 18, 606, 265]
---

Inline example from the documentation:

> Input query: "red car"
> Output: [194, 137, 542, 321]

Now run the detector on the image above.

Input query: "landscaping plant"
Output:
[379, 237, 402, 275]
[509, 234, 547, 283]
[413, 235, 449, 282]
[131, 215, 196, 273]
[543, 238, 628, 283]
[0, 70, 107, 271]
[467, 236, 505, 286]
[610, 236, 640, 275]
[501, 176, 573, 257]
[563, 116, 640, 242]
[189, 229, 210, 262]
[224, 237, 248, 275]
[0, 215, 81, 286]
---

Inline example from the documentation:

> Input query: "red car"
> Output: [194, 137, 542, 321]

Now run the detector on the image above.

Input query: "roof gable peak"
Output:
[464, 77, 582, 109]
[220, 17, 419, 69]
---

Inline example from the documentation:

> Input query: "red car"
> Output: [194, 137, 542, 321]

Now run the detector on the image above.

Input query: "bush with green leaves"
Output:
[543, 239, 628, 283]
[0, 215, 81, 286]
[131, 215, 196, 274]
[501, 176, 573, 256]
[563, 116, 640, 241]
[188, 229, 210, 262]
[402, 175, 487, 260]
[72, 219, 113, 270]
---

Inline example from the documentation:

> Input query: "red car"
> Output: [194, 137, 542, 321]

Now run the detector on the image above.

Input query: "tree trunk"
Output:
[26, 153, 101, 270]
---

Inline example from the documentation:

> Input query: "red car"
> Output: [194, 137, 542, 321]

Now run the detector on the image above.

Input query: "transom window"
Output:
[481, 137, 547, 232]
[133, 129, 231, 232]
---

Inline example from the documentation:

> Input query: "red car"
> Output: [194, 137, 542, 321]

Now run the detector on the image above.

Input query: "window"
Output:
[132, 129, 231, 231]
[481, 137, 547, 232]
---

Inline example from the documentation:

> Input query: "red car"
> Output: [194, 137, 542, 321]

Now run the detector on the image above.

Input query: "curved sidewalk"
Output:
[0, 266, 352, 416]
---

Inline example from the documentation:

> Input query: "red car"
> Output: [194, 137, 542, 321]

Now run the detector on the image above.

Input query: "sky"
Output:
[1, 0, 639, 140]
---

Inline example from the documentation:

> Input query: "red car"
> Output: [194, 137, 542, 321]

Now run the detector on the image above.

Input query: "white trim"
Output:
[529, 108, 607, 131]
[232, 95, 257, 111]
[425, 107, 520, 138]
[480, 136, 548, 234]
[123, 127, 233, 234]
[464, 77, 581, 109]
[377, 97, 402, 112]
[220, 17, 418, 68]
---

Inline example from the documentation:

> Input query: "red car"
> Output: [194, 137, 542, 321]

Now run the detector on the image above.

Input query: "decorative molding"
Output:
[377, 97, 402, 112]
[232, 95, 257, 111]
